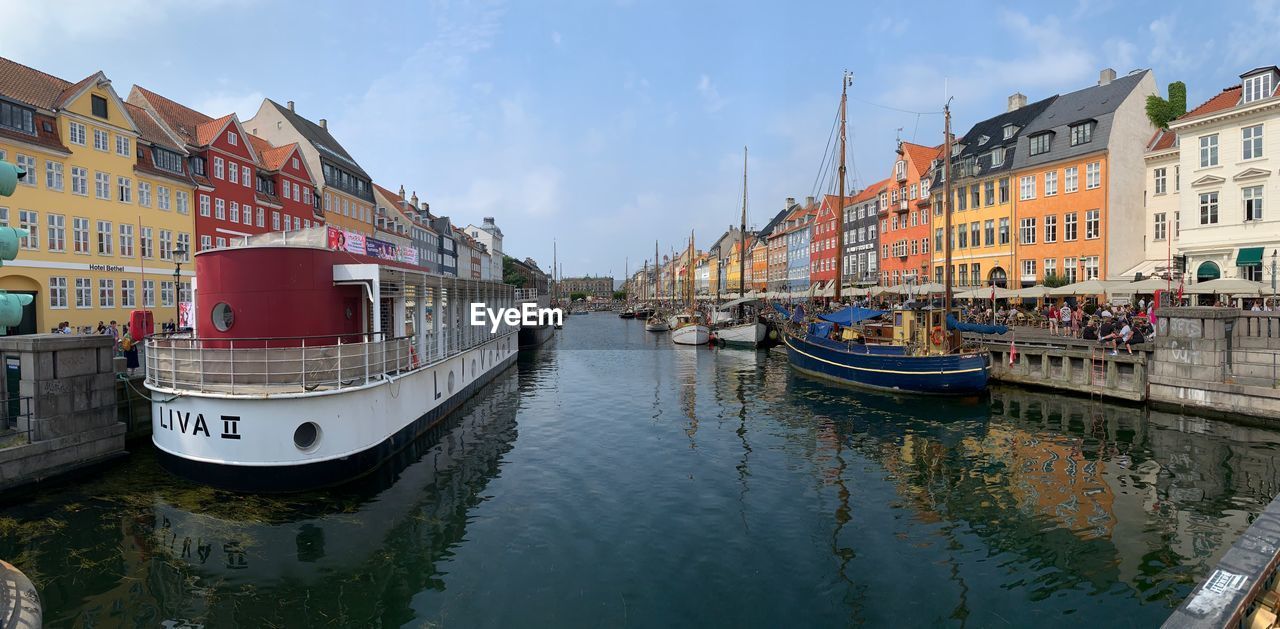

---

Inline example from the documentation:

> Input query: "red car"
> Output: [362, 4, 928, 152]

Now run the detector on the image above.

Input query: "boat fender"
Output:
[931, 327, 945, 345]
[409, 344, 420, 369]
[768, 329, 779, 340]
[0, 560, 41, 627]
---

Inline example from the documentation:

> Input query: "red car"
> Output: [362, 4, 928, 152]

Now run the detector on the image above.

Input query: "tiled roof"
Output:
[248, 134, 299, 172]
[263, 98, 369, 179]
[0, 56, 72, 109]
[53, 73, 97, 110]
[1180, 86, 1243, 122]
[124, 102, 181, 150]
[850, 178, 890, 203]
[1147, 128, 1177, 152]
[129, 85, 213, 146]
[0, 112, 69, 154]
[901, 142, 942, 177]
[1012, 70, 1152, 170]
[195, 114, 233, 147]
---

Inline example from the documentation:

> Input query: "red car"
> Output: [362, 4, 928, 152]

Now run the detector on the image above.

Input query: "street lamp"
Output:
[172, 244, 188, 332]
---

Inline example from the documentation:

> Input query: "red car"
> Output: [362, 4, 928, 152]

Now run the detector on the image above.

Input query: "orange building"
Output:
[878, 142, 940, 286]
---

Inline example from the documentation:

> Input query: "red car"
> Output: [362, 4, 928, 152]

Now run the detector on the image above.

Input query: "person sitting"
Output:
[1082, 320, 1099, 340]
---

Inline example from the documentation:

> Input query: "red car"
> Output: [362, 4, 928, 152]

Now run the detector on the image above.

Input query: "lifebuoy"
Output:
[931, 327, 945, 345]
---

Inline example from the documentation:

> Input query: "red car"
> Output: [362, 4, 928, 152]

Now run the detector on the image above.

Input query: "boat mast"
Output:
[739, 146, 748, 312]
[943, 99, 955, 347]
[835, 71, 851, 303]
[655, 240, 660, 304]
[552, 238, 557, 305]
[688, 229, 694, 307]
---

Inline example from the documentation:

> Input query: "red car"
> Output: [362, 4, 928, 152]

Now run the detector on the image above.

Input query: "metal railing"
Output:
[145, 333, 419, 394]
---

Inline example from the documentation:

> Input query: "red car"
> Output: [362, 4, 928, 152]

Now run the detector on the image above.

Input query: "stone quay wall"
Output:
[1150, 308, 1280, 420]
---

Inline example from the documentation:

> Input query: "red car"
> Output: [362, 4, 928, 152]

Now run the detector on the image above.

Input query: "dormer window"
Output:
[951, 144, 963, 157]
[1243, 70, 1276, 104]
[990, 148, 1004, 167]
[1029, 132, 1052, 156]
[1070, 121, 1094, 146]
[0, 100, 35, 135]
[978, 135, 990, 146]
[1002, 124, 1017, 140]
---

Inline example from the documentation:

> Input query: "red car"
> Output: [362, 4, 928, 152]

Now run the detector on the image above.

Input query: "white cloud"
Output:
[697, 74, 727, 113]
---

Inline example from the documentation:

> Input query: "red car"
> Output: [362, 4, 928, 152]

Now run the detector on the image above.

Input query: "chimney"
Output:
[1099, 68, 1116, 86]
[1007, 92, 1027, 112]
[410, 191, 419, 207]
[287, 100, 295, 112]
[785, 197, 796, 208]
[805, 196, 815, 207]
[398, 185, 405, 199]
[319, 118, 327, 129]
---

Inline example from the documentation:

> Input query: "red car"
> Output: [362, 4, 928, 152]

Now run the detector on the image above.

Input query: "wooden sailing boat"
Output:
[671, 231, 710, 345]
[645, 240, 670, 331]
[713, 146, 768, 348]
[780, 72, 991, 394]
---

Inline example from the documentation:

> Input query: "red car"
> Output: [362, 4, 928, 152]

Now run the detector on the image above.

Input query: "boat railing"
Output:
[145, 332, 441, 395]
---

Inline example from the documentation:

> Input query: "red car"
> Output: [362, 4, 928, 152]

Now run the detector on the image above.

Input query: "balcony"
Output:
[894, 199, 909, 214]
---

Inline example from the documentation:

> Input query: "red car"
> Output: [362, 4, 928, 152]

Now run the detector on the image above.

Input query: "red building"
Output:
[809, 194, 847, 292]
[129, 87, 317, 252]
[248, 135, 319, 234]
[878, 141, 940, 286]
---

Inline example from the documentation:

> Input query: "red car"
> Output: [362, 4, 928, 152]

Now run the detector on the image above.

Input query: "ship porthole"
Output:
[448, 371, 455, 393]
[211, 302, 234, 332]
[294, 422, 321, 451]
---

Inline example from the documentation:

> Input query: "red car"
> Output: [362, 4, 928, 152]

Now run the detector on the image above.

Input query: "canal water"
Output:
[3, 313, 1280, 627]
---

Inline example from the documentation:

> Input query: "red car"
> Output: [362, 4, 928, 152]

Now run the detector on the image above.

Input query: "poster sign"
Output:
[326, 226, 365, 254]
[365, 237, 397, 262]
[178, 302, 193, 330]
[398, 246, 419, 265]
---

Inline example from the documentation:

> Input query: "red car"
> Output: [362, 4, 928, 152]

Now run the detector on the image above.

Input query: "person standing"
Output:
[1059, 303, 1072, 338]
[1048, 303, 1060, 336]
[1071, 305, 1083, 338]
[121, 325, 139, 375]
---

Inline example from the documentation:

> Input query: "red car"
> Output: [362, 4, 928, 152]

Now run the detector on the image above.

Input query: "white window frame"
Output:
[1200, 134, 1219, 168]
[1243, 124, 1264, 160]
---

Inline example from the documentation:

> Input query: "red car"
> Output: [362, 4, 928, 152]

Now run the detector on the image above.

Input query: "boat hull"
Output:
[716, 321, 767, 348]
[783, 332, 989, 394]
[149, 332, 519, 492]
[518, 324, 555, 350]
[671, 324, 710, 345]
[644, 321, 669, 332]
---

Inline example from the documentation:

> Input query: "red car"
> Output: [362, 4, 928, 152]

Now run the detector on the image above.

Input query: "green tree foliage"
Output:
[570, 292, 587, 301]
[1042, 272, 1070, 288]
[501, 256, 527, 288]
[612, 290, 627, 300]
[1146, 81, 1188, 129]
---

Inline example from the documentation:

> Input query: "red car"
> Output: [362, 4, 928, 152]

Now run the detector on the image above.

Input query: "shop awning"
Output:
[1236, 246, 1265, 266]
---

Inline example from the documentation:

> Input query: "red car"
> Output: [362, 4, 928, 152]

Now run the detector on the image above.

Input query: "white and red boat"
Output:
[145, 228, 520, 492]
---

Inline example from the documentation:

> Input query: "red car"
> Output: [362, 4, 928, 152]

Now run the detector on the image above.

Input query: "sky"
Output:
[2, 0, 1278, 280]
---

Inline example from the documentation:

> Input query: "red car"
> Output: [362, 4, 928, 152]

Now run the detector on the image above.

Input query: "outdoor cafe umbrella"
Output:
[1010, 285, 1053, 299]
[1108, 277, 1175, 296]
[956, 286, 1018, 299]
[1048, 279, 1120, 297]
[1185, 278, 1265, 295]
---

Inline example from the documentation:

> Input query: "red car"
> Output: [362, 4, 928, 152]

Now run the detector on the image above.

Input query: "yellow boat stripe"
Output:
[783, 334, 987, 376]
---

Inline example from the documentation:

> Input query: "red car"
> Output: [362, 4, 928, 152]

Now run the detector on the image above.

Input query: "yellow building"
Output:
[0, 58, 195, 333]
[724, 240, 742, 293]
[244, 99, 373, 236]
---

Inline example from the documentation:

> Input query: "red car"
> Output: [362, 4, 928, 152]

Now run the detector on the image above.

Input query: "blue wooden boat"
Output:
[782, 330, 990, 395]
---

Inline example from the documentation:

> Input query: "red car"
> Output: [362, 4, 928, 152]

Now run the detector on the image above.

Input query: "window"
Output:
[1029, 133, 1051, 155]
[1244, 185, 1264, 221]
[91, 95, 108, 118]
[48, 277, 67, 309]
[1243, 72, 1274, 104]
[1243, 124, 1264, 160]
[159, 230, 172, 260]
[75, 278, 92, 308]
[970, 186, 980, 208]
[895, 160, 905, 180]
[257, 207, 264, 227]
[1044, 171, 1057, 196]
[138, 181, 151, 207]
[1065, 166, 1078, 193]
[191, 156, 205, 176]
[1200, 134, 1219, 167]
[199, 194, 210, 217]
[161, 281, 174, 307]
[94, 172, 110, 199]
[72, 217, 89, 253]
[1044, 258, 1057, 280]
[1064, 257, 1078, 282]
[118, 223, 134, 257]
[1070, 122, 1093, 146]
[215, 198, 225, 220]
[1199, 192, 1219, 224]
[1022, 259, 1037, 278]
[229, 201, 239, 224]
[1064, 212, 1078, 241]
[115, 135, 130, 157]
[303, 188, 311, 205]
[176, 191, 189, 214]
[177, 233, 190, 258]
[1019, 217, 1037, 244]
[214, 156, 225, 179]
[228, 160, 239, 184]
[1083, 256, 1099, 280]
[120, 280, 135, 309]
[1044, 214, 1057, 243]
[93, 129, 109, 151]
[153, 147, 183, 173]
[98, 279, 115, 308]
[140, 227, 153, 258]
[117, 176, 131, 203]
[998, 177, 1009, 204]
[17, 210, 36, 249]
[227, 131, 237, 146]
[970, 222, 980, 248]
[1154, 167, 1167, 194]
[934, 227, 943, 251]
[157, 186, 170, 211]
[1153, 213, 1167, 241]
[958, 225, 968, 248]
[1086, 162, 1100, 189]
[142, 280, 155, 308]
[1175, 165, 1180, 191]
[272, 211, 280, 230]
[1085, 209, 1100, 239]
[1019, 175, 1035, 200]
[998, 218, 1010, 245]
[71, 167, 87, 195]
[15, 155, 34, 187]
[45, 161, 63, 191]
[180, 281, 191, 304]
[990, 149, 1004, 167]
[200, 235, 212, 250]
[97, 220, 112, 255]
[216, 237, 226, 248]
[68, 121, 85, 145]
[984, 220, 995, 246]
[0, 101, 35, 135]
[242, 166, 251, 188]
[984, 181, 995, 206]
[47, 213, 65, 252]
[243, 207, 253, 226]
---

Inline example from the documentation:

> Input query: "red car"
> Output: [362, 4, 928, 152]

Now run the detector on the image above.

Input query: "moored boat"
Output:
[716, 320, 768, 348]
[145, 227, 520, 492]
[644, 314, 670, 332]
[782, 323, 990, 395]
[671, 311, 710, 345]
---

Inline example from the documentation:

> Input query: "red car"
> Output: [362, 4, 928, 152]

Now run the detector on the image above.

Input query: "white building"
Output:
[1169, 67, 1280, 285]
[466, 217, 504, 283]
[1133, 128, 1182, 280]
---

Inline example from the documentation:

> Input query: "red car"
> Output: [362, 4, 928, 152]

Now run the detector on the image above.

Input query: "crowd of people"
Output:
[48, 318, 179, 375]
